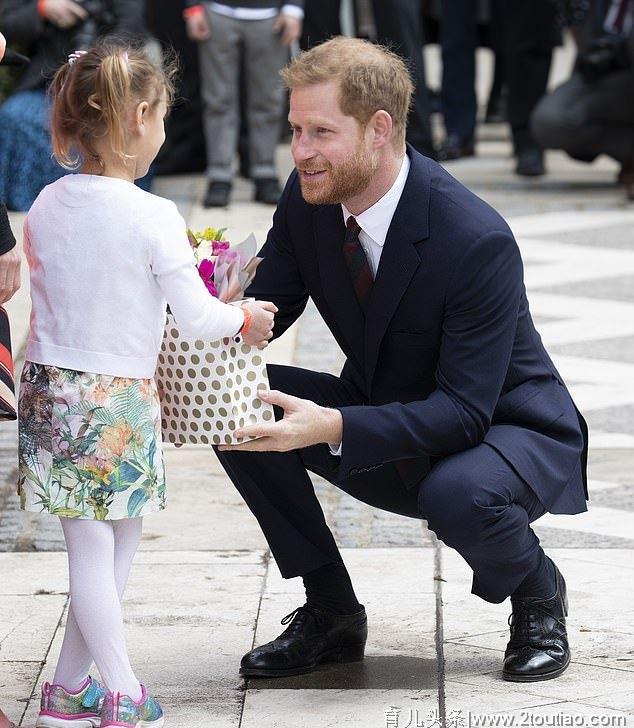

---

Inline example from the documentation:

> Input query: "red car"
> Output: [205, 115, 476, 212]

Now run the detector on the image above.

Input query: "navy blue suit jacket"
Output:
[247, 148, 588, 515]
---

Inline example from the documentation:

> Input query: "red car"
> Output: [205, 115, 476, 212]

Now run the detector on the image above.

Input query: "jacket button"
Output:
[350, 468, 359, 476]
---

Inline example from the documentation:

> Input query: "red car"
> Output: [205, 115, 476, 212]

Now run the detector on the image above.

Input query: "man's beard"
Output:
[298, 140, 376, 205]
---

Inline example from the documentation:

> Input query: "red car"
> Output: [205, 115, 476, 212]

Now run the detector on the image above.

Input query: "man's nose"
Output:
[292, 135, 315, 163]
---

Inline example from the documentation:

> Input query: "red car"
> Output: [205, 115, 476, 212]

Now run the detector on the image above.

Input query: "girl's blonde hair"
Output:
[50, 38, 178, 170]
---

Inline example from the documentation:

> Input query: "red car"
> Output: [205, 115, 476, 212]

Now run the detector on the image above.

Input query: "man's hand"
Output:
[0, 248, 21, 304]
[40, 0, 88, 29]
[218, 389, 343, 452]
[185, 12, 211, 42]
[273, 13, 302, 46]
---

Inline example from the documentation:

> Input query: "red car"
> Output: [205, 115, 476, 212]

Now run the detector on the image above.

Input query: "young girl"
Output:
[18, 39, 276, 728]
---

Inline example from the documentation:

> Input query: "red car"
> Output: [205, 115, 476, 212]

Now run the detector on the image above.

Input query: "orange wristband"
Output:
[183, 5, 204, 19]
[239, 306, 253, 337]
[37, 0, 47, 18]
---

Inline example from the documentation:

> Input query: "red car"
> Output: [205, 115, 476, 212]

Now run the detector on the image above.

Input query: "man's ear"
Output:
[135, 101, 150, 133]
[370, 110, 393, 148]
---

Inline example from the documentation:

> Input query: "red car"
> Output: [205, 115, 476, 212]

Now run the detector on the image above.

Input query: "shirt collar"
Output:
[341, 154, 410, 247]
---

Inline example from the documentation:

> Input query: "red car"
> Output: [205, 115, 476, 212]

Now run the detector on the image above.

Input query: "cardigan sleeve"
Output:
[149, 201, 244, 341]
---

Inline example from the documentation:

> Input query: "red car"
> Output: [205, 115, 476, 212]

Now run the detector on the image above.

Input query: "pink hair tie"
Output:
[67, 49, 87, 65]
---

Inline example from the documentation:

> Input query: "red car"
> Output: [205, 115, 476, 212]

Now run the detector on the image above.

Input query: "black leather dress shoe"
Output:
[437, 134, 475, 162]
[503, 564, 570, 682]
[239, 604, 367, 678]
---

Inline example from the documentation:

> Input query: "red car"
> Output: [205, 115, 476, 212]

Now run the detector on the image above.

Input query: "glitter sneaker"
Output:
[36, 676, 105, 727]
[100, 685, 164, 728]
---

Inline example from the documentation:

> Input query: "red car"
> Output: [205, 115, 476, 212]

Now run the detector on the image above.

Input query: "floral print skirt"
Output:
[18, 362, 166, 520]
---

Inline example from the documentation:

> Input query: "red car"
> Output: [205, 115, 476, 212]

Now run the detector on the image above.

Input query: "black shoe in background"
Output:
[503, 563, 570, 682]
[239, 603, 368, 678]
[254, 178, 282, 205]
[515, 147, 545, 177]
[203, 181, 231, 208]
[437, 134, 475, 162]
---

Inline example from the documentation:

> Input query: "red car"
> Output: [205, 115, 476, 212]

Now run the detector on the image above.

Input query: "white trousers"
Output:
[53, 517, 143, 700]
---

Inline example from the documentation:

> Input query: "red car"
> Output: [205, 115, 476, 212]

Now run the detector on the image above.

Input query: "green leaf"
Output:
[127, 488, 149, 517]
[106, 461, 144, 492]
[51, 507, 84, 518]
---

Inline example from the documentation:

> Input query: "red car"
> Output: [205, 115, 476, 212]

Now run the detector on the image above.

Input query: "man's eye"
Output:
[316, 128, 330, 134]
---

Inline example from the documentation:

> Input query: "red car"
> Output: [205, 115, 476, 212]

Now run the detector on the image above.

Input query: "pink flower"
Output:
[198, 258, 218, 297]
[212, 240, 230, 255]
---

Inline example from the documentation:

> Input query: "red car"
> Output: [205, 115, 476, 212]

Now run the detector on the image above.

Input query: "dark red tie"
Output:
[342, 216, 373, 313]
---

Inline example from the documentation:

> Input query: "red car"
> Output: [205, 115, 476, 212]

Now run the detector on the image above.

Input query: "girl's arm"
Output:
[149, 204, 245, 342]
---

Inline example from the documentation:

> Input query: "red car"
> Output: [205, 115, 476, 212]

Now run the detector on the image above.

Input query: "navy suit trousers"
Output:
[215, 364, 547, 604]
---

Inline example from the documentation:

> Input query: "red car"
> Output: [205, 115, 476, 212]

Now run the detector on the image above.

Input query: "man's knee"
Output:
[531, 96, 575, 151]
[418, 453, 505, 548]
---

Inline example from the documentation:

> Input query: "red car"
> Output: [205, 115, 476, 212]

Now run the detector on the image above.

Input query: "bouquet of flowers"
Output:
[188, 226, 262, 302]
[155, 228, 274, 447]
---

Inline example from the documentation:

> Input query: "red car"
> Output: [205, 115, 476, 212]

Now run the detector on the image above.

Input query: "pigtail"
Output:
[49, 62, 82, 169]
[91, 52, 132, 162]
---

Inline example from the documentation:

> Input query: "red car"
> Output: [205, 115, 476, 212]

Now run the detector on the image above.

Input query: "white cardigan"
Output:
[24, 174, 245, 378]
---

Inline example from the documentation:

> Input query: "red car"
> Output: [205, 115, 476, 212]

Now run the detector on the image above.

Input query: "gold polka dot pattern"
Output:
[155, 314, 274, 446]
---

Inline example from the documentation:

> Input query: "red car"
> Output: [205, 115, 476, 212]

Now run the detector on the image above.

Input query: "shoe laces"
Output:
[508, 599, 566, 647]
[280, 604, 322, 635]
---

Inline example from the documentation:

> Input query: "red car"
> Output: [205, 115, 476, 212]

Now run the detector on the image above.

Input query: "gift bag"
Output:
[156, 312, 275, 446]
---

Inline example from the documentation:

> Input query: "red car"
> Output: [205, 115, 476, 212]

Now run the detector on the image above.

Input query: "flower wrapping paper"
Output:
[156, 311, 274, 446]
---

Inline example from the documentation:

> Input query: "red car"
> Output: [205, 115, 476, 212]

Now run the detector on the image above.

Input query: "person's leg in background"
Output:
[149, 0, 207, 176]
[197, 10, 241, 207]
[301, 0, 341, 49]
[243, 17, 289, 205]
[372, 0, 436, 158]
[438, 0, 478, 161]
[419, 442, 570, 681]
[502, 0, 558, 176]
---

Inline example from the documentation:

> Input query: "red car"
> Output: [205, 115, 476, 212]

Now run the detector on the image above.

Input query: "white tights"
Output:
[53, 517, 143, 701]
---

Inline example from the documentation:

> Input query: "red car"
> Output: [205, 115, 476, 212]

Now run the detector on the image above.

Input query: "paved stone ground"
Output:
[1, 43, 633, 728]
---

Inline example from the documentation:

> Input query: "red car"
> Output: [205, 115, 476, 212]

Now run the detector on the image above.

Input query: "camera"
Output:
[71, 0, 116, 50]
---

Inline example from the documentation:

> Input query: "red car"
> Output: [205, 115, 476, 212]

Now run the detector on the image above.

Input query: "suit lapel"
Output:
[313, 204, 366, 367]
[364, 150, 432, 390]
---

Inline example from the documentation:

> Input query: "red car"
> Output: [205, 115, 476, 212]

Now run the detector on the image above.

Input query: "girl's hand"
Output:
[40, 0, 88, 29]
[241, 300, 277, 349]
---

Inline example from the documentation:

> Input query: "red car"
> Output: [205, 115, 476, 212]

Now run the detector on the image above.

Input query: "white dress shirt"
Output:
[330, 154, 411, 456]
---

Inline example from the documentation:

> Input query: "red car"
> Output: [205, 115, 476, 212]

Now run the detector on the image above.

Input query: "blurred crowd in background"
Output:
[0, 0, 632, 212]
